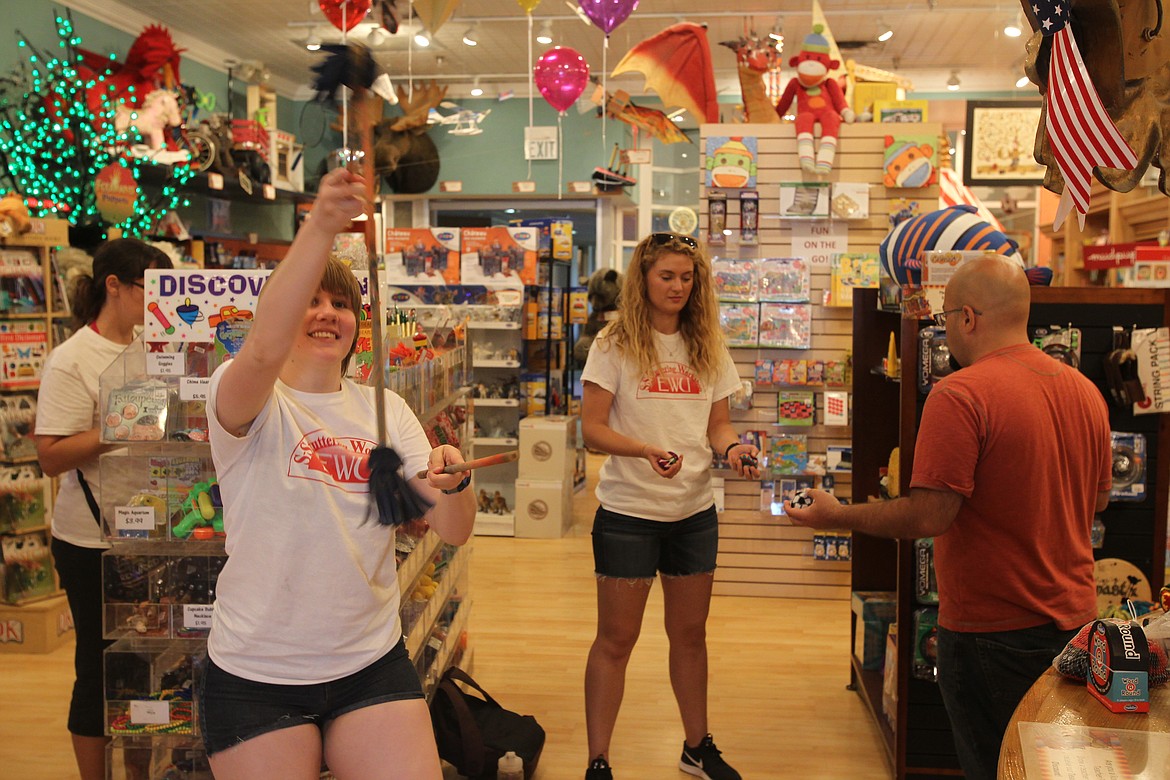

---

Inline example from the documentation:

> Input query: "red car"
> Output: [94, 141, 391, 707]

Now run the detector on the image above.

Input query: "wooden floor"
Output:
[0, 455, 891, 779]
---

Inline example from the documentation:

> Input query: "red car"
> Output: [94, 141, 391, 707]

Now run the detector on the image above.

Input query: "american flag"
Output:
[1036, 0, 1137, 229]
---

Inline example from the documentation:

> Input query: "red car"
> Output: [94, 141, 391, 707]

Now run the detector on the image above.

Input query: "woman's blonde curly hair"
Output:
[596, 233, 723, 382]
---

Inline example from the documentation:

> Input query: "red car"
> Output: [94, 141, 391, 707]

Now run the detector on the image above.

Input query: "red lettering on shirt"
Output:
[637, 364, 703, 398]
[288, 431, 375, 490]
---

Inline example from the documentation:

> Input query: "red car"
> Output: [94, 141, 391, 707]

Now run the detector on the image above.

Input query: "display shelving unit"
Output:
[0, 227, 70, 608]
[99, 270, 473, 777]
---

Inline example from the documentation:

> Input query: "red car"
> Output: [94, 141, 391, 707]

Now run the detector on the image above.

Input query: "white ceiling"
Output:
[60, 0, 1036, 104]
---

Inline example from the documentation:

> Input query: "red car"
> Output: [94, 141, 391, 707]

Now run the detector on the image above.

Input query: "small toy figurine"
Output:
[658, 452, 680, 469]
[491, 491, 509, 515]
[773, 25, 855, 174]
[477, 489, 492, 514]
[172, 479, 224, 539]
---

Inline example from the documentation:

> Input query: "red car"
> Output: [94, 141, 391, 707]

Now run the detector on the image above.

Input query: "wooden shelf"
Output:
[850, 654, 895, 771]
[1042, 183, 1170, 285]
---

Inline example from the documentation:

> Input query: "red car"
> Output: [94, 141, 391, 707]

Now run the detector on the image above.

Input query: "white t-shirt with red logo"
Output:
[206, 363, 431, 684]
[581, 330, 740, 522]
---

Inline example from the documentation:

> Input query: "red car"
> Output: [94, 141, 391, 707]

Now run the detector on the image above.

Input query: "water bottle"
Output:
[497, 750, 524, 780]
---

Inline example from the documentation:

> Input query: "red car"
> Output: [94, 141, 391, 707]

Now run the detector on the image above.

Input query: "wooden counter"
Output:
[998, 668, 1170, 778]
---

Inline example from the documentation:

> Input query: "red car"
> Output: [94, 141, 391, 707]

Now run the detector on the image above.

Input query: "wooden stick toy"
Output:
[416, 450, 519, 480]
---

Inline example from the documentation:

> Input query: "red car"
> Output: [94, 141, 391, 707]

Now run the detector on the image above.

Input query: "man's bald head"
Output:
[943, 255, 1031, 366]
[947, 255, 1030, 329]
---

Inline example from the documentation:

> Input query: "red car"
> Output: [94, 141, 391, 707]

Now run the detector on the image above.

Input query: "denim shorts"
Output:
[197, 638, 423, 756]
[592, 504, 718, 578]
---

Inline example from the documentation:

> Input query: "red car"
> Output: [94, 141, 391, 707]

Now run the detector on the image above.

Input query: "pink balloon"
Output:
[318, 0, 371, 33]
[578, 0, 639, 36]
[534, 47, 590, 114]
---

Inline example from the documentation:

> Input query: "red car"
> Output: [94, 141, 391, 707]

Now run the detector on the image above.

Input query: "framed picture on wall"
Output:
[963, 100, 1047, 186]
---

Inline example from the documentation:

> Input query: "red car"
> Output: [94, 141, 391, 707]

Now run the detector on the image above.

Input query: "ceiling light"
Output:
[368, 26, 388, 47]
[1016, 74, 1030, 88]
[536, 20, 553, 45]
[1004, 12, 1023, 37]
[462, 26, 478, 46]
[876, 20, 893, 42]
[946, 70, 961, 91]
[470, 77, 483, 97]
[305, 29, 321, 51]
[414, 30, 431, 47]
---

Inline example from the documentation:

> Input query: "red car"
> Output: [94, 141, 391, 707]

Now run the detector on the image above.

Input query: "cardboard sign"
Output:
[1133, 327, 1170, 415]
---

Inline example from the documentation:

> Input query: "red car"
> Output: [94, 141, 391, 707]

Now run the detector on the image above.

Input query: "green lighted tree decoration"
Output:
[0, 14, 194, 237]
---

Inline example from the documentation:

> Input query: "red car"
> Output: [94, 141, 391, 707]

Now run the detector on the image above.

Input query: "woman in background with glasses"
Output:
[35, 238, 173, 780]
[579, 232, 758, 780]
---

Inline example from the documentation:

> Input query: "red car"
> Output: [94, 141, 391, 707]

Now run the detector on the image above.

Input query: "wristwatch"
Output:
[441, 474, 472, 495]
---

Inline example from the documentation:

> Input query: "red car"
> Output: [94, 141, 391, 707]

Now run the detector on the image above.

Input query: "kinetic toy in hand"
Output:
[773, 25, 855, 175]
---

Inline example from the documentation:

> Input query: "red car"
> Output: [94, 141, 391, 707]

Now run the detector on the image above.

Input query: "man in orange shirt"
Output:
[789, 255, 1111, 780]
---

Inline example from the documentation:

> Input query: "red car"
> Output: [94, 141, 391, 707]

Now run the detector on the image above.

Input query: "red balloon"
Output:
[533, 47, 590, 114]
[318, 0, 372, 33]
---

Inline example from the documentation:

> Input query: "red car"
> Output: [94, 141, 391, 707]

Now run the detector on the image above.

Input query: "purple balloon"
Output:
[533, 47, 590, 114]
[579, 0, 639, 36]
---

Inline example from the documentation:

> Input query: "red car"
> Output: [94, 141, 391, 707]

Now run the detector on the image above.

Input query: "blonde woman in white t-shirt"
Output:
[36, 238, 173, 780]
[200, 168, 475, 780]
[579, 233, 760, 780]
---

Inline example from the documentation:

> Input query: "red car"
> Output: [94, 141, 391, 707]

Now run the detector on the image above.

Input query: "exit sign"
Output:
[524, 126, 558, 160]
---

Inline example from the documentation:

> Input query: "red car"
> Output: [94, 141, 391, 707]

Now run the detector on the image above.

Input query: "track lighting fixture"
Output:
[946, 70, 961, 91]
[471, 77, 483, 97]
[1004, 12, 1024, 37]
[305, 29, 321, 51]
[414, 30, 431, 47]
[462, 26, 478, 46]
[536, 20, 553, 45]
[876, 20, 893, 42]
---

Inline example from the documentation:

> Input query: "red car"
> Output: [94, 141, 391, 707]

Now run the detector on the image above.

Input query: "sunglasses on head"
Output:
[649, 233, 699, 250]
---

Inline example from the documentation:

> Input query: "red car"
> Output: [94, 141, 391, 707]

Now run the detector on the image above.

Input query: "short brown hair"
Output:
[320, 257, 363, 377]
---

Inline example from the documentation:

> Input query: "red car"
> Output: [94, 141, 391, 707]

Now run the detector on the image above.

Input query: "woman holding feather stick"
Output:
[198, 167, 474, 779]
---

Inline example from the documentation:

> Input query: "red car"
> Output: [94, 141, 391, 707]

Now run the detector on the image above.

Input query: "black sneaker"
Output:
[585, 755, 613, 780]
[679, 734, 741, 780]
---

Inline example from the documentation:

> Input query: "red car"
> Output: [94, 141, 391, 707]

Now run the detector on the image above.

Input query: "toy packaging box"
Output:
[851, 591, 896, 671]
[461, 227, 539, 285]
[513, 218, 573, 261]
[383, 228, 461, 286]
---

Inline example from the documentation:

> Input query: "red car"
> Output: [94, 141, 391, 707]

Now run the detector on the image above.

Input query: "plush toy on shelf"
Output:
[0, 191, 31, 238]
[774, 25, 855, 175]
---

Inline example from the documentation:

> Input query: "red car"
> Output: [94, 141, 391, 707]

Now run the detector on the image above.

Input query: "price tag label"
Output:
[115, 506, 155, 533]
[263, 184, 276, 200]
[179, 378, 209, 402]
[130, 700, 171, 725]
[183, 605, 214, 630]
[207, 172, 224, 190]
[146, 353, 186, 376]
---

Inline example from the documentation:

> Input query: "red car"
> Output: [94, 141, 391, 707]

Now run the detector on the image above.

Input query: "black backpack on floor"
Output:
[430, 666, 545, 779]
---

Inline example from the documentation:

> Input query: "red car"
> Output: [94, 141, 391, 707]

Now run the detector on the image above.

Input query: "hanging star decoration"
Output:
[1035, 0, 1137, 230]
